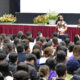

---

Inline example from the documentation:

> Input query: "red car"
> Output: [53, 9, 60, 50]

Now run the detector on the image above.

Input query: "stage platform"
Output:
[0, 23, 80, 41]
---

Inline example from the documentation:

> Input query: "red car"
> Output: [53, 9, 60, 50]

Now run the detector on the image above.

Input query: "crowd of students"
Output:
[0, 31, 80, 80]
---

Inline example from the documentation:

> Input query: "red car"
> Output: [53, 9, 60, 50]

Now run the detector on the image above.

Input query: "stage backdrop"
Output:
[0, 0, 80, 24]
[0, 0, 20, 16]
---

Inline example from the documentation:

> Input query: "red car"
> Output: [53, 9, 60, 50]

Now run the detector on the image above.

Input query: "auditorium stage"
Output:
[0, 23, 79, 42]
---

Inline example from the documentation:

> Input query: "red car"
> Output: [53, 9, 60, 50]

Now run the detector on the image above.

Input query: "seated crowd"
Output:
[0, 31, 80, 80]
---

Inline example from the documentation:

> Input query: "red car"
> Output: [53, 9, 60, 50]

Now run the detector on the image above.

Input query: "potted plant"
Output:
[0, 14, 16, 23]
[33, 15, 49, 25]
[48, 12, 58, 25]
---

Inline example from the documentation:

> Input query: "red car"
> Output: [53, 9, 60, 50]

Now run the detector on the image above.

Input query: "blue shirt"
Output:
[18, 53, 26, 63]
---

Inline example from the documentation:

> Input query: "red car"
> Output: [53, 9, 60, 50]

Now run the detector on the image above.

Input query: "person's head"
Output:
[21, 35, 27, 40]
[0, 50, 6, 62]
[17, 62, 28, 72]
[58, 15, 64, 21]
[46, 58, 56, 70]
[53, 32, 58, 37]
[26, 54, 36, 65]
[0, 62, 11, 77]
[17, 43, 24, 53]
[24, 43, 30, 53]
[56, 45, 67, 56]
[6, 43, 14, 53]
[43, 47, 53, 57]
[52, 37, 58, 46]
[4, 37, 10, 44]
[59, 41, 66, 46]
[68, 43, 74, 52]
[14, 38, 20, 47]
[17, 31, 23, 39]
[13, 71, 30, 80]
[33, 44, 41, 50]
[45, 41, 53, 48]
[37, 32, 43, 38]
[36, 36, 40, 41]
[9, 53, 18, 64]
[32, 49, 41, 59]
[67, 59, 80, 74]
[39, 65, 49, 78]
[64, 38, 70, 47]
[56, 50, 66, 64]
[26, 31, 32, 38]
[55, 63, 67, 78]
[46, 37, 51, 42]
[39, 37, 46, 43]
[74, 34, 80, 44]
[73, 45, 80, 58]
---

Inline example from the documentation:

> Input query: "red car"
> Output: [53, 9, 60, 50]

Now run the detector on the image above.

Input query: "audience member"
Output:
[9, 53, 18, 74]
[13, 71, 30, 80]
[38, 65, 49, 80]
[55, 63, 67, 80]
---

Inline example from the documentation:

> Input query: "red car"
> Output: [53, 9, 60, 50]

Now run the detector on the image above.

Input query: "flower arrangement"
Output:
[48, 12, 58, 20]
[33, 15, 49, 23]
[0, 14, 16, 23]
[33, 12, 58, 24]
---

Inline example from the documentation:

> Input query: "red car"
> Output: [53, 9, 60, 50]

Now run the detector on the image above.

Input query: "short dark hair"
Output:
[14, 38, 20, 46]
[45, 41, 53, 48]
[56, 50, 66, 63]
[0, 50, 6, 61]
[37, 32, 42, 37]
[13, 70, 30, 80]
[59, 41, 66, 46]
[32, 49, 41, 59]
[53, 32, 58, 37]
[24, 43, 29, 51]
[17, 31, 23, 39]
[26, 31, 32, 36]
[46, 37, 51, 42]
[64, 38, 70, 46]
[46, 58, 56, 70]
[68, 43, 74, 52]
[6, 43, 13, 52]
[9, 53, 18, 63]
[56, 45, 67, 56]
[26, 54, 36, 62]
[17, 62, 28, 72]
[55, 63, 67, 77]
[33, 44, 41, 50]
[39, 37, 45, 43]
[17, 44, 24, 53]
[21, 35, 27, 40]
[0, 62, 12, 77]
[74, 34, 80, 44]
